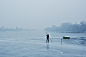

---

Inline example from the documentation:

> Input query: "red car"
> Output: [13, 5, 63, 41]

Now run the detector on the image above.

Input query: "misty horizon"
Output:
[0, 21, 86, 31]
[45, 21, 86, 33]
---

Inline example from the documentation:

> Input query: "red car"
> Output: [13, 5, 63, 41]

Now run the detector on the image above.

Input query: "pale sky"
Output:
[0, 0, 86, 29]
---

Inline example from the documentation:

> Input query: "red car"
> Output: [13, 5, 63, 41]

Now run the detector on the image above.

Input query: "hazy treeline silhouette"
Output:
[0, 27, 22, 31]
[0, 26, 37, 31]
[45, 21, 86, 33]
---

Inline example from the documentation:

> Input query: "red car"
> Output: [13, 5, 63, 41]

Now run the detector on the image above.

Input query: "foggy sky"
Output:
[0, 0, 86, 29]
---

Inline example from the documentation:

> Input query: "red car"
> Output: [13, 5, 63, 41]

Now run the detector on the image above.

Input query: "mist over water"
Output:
[0, 30, 86, 46]
[0, 30, 86, 38]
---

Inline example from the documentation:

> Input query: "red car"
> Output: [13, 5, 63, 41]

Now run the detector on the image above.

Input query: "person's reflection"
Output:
[47, 44, 49, 49]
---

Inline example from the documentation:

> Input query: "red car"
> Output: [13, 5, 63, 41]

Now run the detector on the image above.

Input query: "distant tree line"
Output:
[44, 21, 86, 33]
[0, 26, 37, 32]
[0, 27, 22, 31]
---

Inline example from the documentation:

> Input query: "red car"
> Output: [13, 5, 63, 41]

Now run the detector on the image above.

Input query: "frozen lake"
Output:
[0, 31, 86, 57]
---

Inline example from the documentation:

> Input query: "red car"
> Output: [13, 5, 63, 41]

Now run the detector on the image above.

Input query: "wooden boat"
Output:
[63, 36, 70, 39]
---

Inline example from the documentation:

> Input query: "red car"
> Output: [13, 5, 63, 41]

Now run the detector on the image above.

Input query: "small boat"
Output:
[63, 36, 70, 39]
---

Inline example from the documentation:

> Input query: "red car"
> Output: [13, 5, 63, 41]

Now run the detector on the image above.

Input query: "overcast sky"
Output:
[0, 0, 86, 29]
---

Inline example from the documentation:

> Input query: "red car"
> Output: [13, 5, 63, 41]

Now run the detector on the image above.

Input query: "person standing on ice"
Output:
[46, 34, 49, 43]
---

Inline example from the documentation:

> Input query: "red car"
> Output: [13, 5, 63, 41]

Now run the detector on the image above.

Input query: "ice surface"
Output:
[0, 31, 86, 57]
[0, 37, 86, 57]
